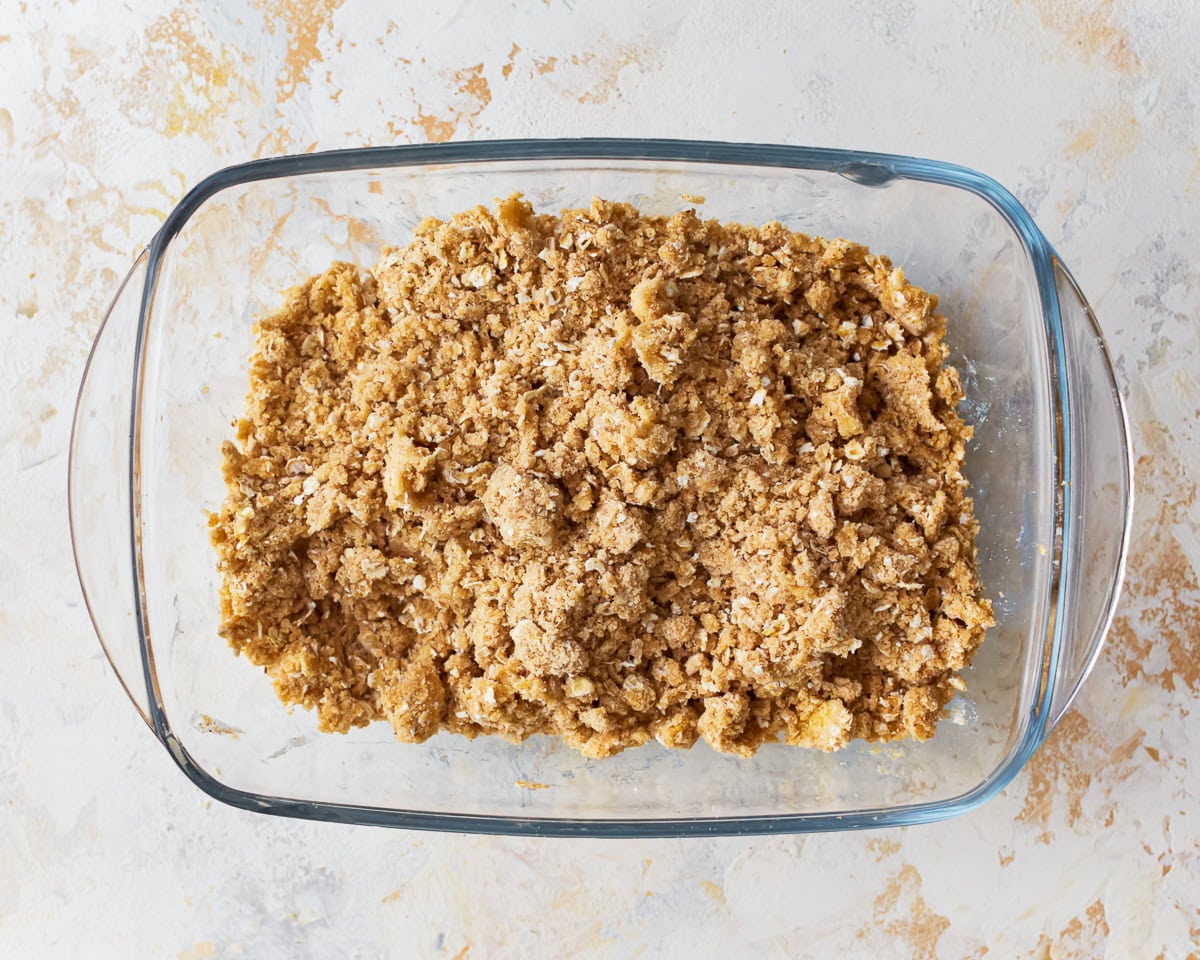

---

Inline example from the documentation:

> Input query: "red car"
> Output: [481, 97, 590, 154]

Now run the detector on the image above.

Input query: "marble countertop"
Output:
[2, 1, 1197, 956]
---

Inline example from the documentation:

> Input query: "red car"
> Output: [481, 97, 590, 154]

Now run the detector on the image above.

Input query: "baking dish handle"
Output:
[69, 250, 154, 729]
[1046, 258, 1135, 729]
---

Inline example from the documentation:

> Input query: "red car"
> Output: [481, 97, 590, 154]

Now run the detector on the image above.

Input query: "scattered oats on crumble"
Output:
[209, 194, 992, 758]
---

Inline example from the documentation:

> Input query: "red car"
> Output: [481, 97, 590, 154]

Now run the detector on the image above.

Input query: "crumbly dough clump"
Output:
[210, 195, 993, 758]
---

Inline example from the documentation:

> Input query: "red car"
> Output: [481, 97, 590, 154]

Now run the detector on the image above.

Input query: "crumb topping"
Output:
[210, 195, 993, 758]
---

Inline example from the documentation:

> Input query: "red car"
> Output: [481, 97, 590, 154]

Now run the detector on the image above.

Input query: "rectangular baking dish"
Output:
[69, 140, 1132, 835]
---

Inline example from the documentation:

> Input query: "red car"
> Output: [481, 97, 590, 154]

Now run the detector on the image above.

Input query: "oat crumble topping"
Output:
[209, 195, 993, 758]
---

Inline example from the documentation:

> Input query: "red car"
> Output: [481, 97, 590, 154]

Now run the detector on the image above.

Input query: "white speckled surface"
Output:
[2, 2, 1198, 956]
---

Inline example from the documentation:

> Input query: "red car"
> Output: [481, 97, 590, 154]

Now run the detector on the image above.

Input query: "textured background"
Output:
[2, 1, 1198, 957]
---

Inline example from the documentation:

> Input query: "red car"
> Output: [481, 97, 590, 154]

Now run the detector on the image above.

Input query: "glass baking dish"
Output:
[69, 140, 1133, 836]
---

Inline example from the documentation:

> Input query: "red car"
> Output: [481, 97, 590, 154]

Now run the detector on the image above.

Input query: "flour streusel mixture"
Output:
[209, 195, 993, 758]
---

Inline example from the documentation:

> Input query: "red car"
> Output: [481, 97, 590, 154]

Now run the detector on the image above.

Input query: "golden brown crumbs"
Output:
[196, 714, 241, 738]
[209, 195, 993, 758]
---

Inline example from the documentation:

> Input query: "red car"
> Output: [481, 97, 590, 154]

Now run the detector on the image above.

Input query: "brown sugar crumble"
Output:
[209, 195, 994, 758]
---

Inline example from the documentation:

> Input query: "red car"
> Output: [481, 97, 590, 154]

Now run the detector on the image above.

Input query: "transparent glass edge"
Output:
[134, 139, 1068, 828]
[69, 248, 155, 729]
[160, 714, 1045, 836]
[131, 244, 172, 745]
[1045, 256, 1136, 728]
